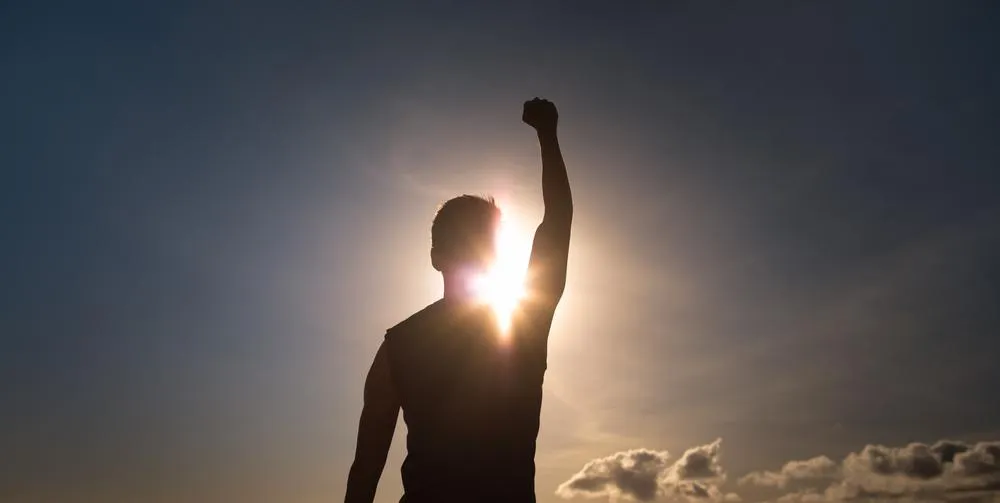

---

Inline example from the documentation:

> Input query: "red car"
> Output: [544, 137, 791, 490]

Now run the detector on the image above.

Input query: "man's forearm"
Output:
[345, 455, 386, 503]
[522, 98, 572, 303]
[344, 416, 394, 503]
[538, 130, 573, 221]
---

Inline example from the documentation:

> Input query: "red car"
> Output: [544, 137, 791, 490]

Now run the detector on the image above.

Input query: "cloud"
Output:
[742, 440, 1000, 502]
[740, 456, 840, 489]
[933, 441, 972, 464]
[774, 491, 825, 503]
[559, 439, 999, 503]
[556, 448, 673, 501]
[557, 440, 729, 502]
[669, 439, 726, 481]
[953, 442, 1000, 478]
[843, 442, 946, 480]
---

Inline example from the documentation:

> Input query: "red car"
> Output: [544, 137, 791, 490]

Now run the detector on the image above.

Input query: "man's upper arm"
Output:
[345, 344, 399, 503]
[362, 344, 399, 426]
[525, 214, 572, 307]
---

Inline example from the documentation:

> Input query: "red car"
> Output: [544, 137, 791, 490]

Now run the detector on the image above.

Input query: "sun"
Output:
[471, 215, 532, 332]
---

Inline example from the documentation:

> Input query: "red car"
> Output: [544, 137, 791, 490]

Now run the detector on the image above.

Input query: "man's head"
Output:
[430, 195, 500, 274]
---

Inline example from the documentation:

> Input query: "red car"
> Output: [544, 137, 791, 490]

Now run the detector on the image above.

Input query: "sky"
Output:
[2, 1, 999, 503]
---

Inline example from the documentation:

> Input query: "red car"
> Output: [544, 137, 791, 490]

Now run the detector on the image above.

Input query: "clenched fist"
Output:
[522, 98, 558, 133]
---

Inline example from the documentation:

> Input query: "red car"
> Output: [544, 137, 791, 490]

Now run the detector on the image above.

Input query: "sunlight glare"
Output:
[472, 215, 531, 333]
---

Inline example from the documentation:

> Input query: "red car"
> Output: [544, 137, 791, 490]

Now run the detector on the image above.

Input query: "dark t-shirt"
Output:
[381, 297, 557, 503]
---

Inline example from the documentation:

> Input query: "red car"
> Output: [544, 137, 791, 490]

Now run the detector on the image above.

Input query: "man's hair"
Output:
[431, 194, 501, 271]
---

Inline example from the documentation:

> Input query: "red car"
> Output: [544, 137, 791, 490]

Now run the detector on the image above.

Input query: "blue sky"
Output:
[2, 2, 999, 502]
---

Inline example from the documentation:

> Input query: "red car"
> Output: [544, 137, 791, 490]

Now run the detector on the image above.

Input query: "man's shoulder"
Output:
[385, 299, 446, 340]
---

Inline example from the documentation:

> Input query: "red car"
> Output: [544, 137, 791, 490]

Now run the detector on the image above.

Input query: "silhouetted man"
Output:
[345, 98, 572, 503]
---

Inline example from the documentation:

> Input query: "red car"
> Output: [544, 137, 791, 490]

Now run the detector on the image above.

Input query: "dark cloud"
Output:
[933, 441, 972, 464]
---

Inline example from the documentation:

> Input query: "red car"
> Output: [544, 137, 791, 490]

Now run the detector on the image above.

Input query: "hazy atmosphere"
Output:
[3, 2, 999, 503]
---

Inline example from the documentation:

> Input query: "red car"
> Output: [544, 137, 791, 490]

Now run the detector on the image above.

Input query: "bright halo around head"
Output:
[472, 214, 531, 333]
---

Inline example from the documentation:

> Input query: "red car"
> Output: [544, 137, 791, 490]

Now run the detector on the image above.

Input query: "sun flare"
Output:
[472, 215, 532, 332]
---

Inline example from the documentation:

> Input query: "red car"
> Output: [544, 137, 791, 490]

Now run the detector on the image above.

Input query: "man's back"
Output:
[384, 299, 551, 503]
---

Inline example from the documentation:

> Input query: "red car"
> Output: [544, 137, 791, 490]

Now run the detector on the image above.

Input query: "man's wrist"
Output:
[536, 127, 558, 141]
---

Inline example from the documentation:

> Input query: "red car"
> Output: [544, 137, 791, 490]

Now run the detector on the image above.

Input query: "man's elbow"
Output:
[560, 201, 574, 221]
[544, 204, 573, 227]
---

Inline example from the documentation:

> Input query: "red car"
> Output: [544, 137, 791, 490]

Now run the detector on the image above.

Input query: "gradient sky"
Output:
[3, 2, 999, 503]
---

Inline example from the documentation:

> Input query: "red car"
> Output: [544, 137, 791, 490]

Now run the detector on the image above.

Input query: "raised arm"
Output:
[344, 344, 400, 503]
[523, 98, 573, 306]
